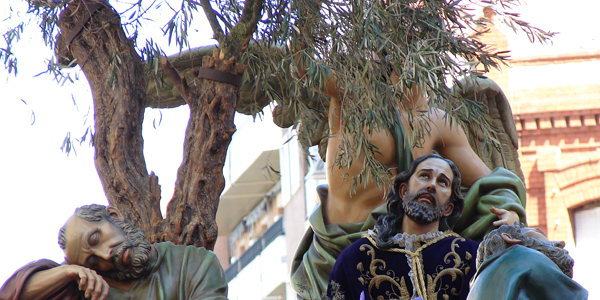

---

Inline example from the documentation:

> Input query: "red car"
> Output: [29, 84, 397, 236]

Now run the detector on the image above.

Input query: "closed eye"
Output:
[86, 230, 101, 248]
[87, 255, 99, 268]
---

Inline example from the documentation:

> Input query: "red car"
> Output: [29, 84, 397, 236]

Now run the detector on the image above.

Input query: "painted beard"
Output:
[100, 216, 153, 281]
[402, 190, 446, 225]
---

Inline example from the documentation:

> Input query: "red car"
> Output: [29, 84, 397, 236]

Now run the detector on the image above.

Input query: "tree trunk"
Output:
[160, 53, 244, 250]
[56, 0, 241, 249]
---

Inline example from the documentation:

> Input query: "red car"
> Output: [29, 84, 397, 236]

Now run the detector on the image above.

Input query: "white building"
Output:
[213, 110, 324, 300]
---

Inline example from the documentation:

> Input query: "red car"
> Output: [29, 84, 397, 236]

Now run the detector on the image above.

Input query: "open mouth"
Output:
[416, 191, 435, 205]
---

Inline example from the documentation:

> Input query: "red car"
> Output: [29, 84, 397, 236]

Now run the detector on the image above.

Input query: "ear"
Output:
[106, 206, 125, 221]
[399, 183, 408, 199]
[443, 203, 454, 217]
[500, 233, 523, 245]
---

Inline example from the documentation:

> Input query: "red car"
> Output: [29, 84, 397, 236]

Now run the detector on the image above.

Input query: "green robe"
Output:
[107, 242, 228, 300]
[290, 168, 527, 299]
[0, 242, 227, 300]
[467, 245, 587, 300]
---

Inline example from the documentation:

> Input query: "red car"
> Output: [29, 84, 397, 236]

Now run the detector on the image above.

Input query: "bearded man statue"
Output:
[0, 204, 227, 300]
[326, 154, 479, 300]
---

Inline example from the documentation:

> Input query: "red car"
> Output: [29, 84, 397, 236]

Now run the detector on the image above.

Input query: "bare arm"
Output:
[426, 109, 523, 228]
[21, 265, 109, 300]
[426, 109, 491, 186]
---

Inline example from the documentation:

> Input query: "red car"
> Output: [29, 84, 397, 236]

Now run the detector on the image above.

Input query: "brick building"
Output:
[477, 8, 600, 298]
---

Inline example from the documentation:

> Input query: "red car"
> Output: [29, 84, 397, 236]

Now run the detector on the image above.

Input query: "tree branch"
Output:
[235, 0, 264, 38]
[160, 55, 190, 100]
[199, 0, 224, 42]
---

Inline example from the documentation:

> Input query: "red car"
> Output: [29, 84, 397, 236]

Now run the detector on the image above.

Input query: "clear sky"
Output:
[1, 0, 599, 287]
[0, 0, 212, 284]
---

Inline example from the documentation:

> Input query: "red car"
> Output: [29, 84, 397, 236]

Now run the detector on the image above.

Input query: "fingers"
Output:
[84, 269, 97, 299]
[492, 219, 506, 227]
[506, 210, 520, 225]
[489, 205, 506, 214]
[75, 266, 108, 300]
[77, 267, 89, 292]
[490, 205, 509, 227]
[91, 275, 109, 300]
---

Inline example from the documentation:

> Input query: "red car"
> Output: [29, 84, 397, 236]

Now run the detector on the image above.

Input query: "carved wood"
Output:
[56, 0, 242, 249]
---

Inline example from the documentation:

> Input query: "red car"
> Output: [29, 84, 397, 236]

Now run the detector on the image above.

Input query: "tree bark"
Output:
[160, 52, 244, 249]
[56, 0, 241, 249]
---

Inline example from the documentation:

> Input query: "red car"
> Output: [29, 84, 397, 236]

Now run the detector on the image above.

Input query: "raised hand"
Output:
[490, 206, 520, 227]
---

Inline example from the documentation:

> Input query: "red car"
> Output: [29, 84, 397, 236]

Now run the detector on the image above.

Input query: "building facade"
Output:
[476, 10, 599, 298]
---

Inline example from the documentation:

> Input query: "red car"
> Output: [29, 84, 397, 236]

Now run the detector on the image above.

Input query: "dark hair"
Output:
[374, 154, 464, 249]
[59, 204, 109, 250]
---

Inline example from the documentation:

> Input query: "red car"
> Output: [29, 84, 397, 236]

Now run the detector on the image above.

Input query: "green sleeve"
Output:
[183, 247, 228, 300]
[454, 167, 527, 242]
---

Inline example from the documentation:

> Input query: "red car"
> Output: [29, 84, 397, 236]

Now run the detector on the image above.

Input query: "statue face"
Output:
[400, 158, 455, 224]
[403, 158, 454, 207]
[63, 216, 128, 273]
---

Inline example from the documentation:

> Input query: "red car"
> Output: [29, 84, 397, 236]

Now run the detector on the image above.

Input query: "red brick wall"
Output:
[478, 17, 600, 245]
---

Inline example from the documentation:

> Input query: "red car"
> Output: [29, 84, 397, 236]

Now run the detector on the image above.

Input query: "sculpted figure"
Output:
[290, 70, 528, 298]
[326, 154, 479, 300]
[0, 204, 227, 300]
[467, 223, 588, 300]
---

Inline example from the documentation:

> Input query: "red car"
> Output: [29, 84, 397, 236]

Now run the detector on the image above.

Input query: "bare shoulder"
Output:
[426, 107, 491, 186]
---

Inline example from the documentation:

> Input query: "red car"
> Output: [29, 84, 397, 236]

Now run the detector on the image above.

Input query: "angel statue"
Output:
[284, 73, 528, 299]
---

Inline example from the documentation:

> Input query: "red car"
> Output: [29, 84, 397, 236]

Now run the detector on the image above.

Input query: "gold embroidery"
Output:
[356, 243, 411, 300]
[358, 233, 471, 300]
[328, 280, 346, 300]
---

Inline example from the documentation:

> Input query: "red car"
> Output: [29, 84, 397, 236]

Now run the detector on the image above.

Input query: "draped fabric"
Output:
[291, 204, 388, 299]
[290, 113, 413, 300]
[467, 245, 588, 300]
[454, 167, 527, 241]
[0, 242, 227, 300]
[327, 234, 478, 300]
[106, 242, 227, 300]
[291, 167, 527, 299]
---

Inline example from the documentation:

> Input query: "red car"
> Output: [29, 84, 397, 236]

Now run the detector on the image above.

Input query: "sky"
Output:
[1, 0, 600, 287]
[0, 0, 214, 284]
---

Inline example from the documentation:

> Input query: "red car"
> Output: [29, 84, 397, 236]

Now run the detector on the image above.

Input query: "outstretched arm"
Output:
[21, 264, 109, 300]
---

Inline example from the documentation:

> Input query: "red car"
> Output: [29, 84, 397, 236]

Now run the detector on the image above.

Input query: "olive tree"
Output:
[1, 0, 551, 249]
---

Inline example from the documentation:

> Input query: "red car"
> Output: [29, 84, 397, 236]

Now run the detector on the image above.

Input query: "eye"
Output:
[438, 179, 449, 187]
[88, 232, 100, 247]
[419, 173, 429, 179]
[87, 255, 99, 268]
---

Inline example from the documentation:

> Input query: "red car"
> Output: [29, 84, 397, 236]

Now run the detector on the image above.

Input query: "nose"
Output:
[554, 241, 566, 249]
[95, 246, 114, 261]
[425, 180, 436, 192]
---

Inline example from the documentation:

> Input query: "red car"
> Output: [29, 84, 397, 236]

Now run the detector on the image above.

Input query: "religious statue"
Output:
[0, 204, 228, 300]
[289, 72, 528, 298]
[326, 154, 479, 300]
[468, 223, 588, 300]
